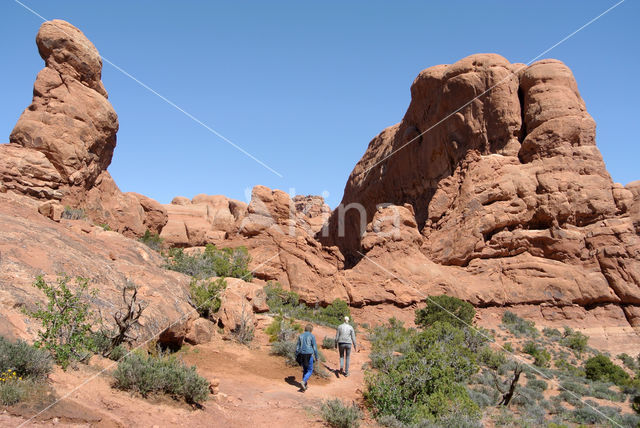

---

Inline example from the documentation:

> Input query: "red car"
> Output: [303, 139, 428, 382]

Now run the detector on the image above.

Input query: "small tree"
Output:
[415, 295, 475, 329]
[26, 276, 96, 368]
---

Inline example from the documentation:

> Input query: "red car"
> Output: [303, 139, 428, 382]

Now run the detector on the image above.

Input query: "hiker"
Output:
[295, 324, 318, 391]
[335, 316, 357, 377]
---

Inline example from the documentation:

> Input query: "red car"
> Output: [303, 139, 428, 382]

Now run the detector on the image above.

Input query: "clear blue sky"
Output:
[1, 1, 638, 207]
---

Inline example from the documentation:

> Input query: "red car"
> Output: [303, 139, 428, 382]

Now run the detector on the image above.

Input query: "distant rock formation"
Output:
[0, 20, 166, 237]
[318, 53, 640, 321]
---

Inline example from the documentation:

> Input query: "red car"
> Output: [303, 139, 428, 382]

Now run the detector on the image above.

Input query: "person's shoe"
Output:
[344, 372, 349, 377]
[302, 381, 307, 391]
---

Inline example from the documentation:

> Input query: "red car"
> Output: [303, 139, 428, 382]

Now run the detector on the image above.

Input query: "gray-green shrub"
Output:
[320, 399, 362, 428]
[113, 352, 208, 404]
[0, 336, 52, 380]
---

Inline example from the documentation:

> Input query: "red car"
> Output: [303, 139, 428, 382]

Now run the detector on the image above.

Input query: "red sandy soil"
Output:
[1, 317, 374, 427]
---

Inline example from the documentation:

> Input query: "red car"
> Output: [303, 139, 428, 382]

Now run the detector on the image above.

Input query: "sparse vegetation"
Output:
[264, 282, 350, 327]
[139, 230, 164, 251]
[231, 302, 255, 345]
[561, 327, 588, 356]
[61, 206, 86, 220]
[165, 244, 252, 280]
[0, 337, 53, 406]
[113, 352, 209, 405]
[322, 336, 336, 349]
[501, 311, 538, 338]
[415, 294, 475, 329]
[523, 341, 551, 367]
[25, 275, 96, 369]
[189, 277, 226, 319]
[320, 399, 362, 428]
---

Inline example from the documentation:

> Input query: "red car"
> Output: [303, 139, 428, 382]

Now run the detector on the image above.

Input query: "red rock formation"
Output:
[321, 53, 640, 314]
[0, 20, 166, 237]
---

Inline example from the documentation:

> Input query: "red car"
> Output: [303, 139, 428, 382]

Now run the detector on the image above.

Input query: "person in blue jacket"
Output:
[295, 324, 319, 391]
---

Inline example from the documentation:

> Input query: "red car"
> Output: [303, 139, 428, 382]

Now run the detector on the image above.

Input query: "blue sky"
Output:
[1, 1, 638, 207]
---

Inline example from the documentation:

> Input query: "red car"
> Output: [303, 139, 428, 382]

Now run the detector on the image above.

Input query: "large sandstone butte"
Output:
[1, 19, 166, 237]
[319, 54, 640, 324]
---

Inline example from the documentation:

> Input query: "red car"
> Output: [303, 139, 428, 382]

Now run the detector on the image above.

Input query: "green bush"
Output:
[584, 354, 630, 386]
[322, 336, 336, 349]
[0, 336, 52, 380]
[527, 378, 548, 392]
[415, 295, 475, 329]
[320, 399, 362, 428]
[189, 277, 226, 319]
[112, 352, 208, 404]
[561, 327, 588, 355]
[265, 314, 302, 343]
[264, 283, 350, 327]
[365, 322, 481, 425]
[501, 311, 538, 338]
[139, 230, 164, 251]
[25, 275, 96, 369]
[542, 327, 562, 338]
[270, 340, 298, 366]
[166, 244, 252, 280]
[554, 358, 585, 377]
[478, 347, 507, 370]
[367, 318, 415, 372]
[522, 341, 551, 367]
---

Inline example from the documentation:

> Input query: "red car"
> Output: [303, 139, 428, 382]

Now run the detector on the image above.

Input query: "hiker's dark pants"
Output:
[338, 343, 351, 374]
[301, 353, 314, 383]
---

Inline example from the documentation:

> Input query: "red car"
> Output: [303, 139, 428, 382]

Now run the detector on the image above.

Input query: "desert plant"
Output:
[231, 302, 254, 345]
[61, 206, 85, 220]
[189, 277, 226, 319]
[0, 336, 52, 380]
[415, 295, 475, 329]
[25, 275, 96, 368]
[479, 347, 507, 370]
[501, 311, 538, 338]
[542, 327, 562, 339]
[320, 399, 362, 428]
[0, 373, 45, 406]
[165, 244, 252, 280]
[265, 314, 302, 342]
[585, 354, 630, 386]
[617, 353, 638, 371]
[322, 336, 336, 349]
[139, 230, 164, 251]
[522, 341, 550, 367]
[561, 327, 588, 355]
[112, 352, 208, 404]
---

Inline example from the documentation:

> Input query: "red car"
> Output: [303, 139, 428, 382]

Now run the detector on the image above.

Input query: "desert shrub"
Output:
[365, 322, 480, 425]
[558, 390, 583, 406]
[231, 303, 254, 345]
[0, 336, 52, 380]
[138, 230, 164, 251]
[368, 318, 415, 372]
[502, 342, 513, 353]
[561, 327, 588, 355]
[555, 358, 585, 377]
[632, 394, 640, 414]
[112, 352, 208, 404]
[468, 387, 496, 408]
[527, 378, 548, 392]
[189, 277, 226, 319]
[560, 379, 588, 396]
[265, 314, 302, 342]
[617, 353, 638, 371]
[25, 275, 96, 368]
[0, 373, 45, 406]
[522, 341, 551, 367]
[542, 327, 562, 339]
[61, 206, 85, 220]
[321, 399, 362, 428]
[501, 311, 538, 337]
[478, 347, 506, 370]
[570, 401, 607, 425]
[511, 385, 543, 406]
[587, 380, 624, 401]
[165, 244, 252, 280]
[584, 354, 630, 386]
[415, 295, 475, 329]
[271, 340, 298, 365]
[323, 336, 336, 349]
[264, 283, 351, 327]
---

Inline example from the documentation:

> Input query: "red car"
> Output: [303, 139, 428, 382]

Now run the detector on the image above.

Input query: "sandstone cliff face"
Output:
[319, 53, 640, 315]
[1, 20, 166, 237]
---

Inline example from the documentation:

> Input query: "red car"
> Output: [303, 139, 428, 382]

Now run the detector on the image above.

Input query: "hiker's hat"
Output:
[344, 316, 350, 322]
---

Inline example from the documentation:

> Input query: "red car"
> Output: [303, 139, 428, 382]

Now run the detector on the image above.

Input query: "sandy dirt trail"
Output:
[2, 317, 373, 427]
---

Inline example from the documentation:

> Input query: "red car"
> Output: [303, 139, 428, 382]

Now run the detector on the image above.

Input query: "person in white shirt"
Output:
[334, 316, 357, 377]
